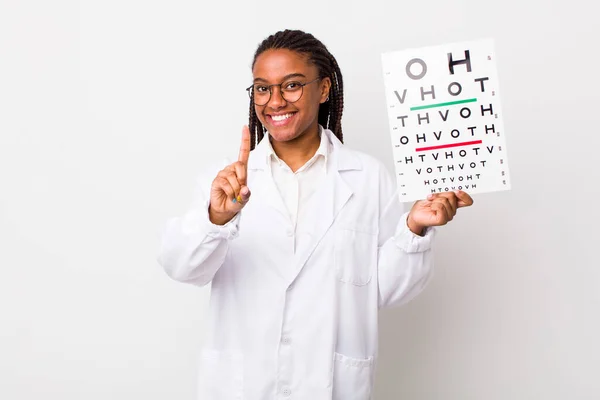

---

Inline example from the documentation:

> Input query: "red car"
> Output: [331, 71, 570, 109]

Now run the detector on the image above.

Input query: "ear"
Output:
[319, 77, 332, 104]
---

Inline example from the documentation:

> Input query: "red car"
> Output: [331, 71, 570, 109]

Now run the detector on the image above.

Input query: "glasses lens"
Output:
[281, 82, 303, 103]
[252, 85, 270, 106]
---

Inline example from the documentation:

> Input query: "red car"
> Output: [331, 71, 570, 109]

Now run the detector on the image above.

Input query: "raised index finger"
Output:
[238, 125, 251, 165]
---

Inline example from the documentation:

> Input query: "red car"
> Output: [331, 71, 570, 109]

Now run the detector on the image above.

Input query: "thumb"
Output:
[239, 185, 251, 203]
[454, 190, 474, 208]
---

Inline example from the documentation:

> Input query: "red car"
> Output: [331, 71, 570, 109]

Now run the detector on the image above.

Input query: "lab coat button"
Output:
[281, 336, 291, 345]
[282, 387, 291, 397]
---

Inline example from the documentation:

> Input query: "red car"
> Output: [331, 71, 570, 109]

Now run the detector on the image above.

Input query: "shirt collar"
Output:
[248, 125, 361, 172]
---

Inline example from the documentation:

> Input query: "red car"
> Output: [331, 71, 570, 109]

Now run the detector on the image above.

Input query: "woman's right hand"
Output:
[208, 126, 252, 225]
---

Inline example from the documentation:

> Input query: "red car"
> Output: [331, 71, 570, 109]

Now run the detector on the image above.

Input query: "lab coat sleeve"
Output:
[377, 164, 436, 309]
[157, 166, 240, 286]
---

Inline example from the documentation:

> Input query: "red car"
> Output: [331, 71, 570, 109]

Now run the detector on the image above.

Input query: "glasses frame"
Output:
[246, 77, 321, 106]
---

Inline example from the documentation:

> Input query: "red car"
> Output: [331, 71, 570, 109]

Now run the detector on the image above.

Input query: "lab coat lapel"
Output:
[291, 131, 362, 282]
[247, 137, 289, 220]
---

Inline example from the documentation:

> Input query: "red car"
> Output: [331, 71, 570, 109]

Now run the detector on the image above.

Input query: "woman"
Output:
[158, 29, 473, 400]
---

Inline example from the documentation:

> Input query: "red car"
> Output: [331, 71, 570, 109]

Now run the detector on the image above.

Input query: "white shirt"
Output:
[266, 129, 330, 252]
[158, 128, 436, 400]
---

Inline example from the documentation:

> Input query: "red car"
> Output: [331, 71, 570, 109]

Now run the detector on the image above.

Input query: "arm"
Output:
[157, 169, 241, 286]
[376, 167, 436, 309]
[158, 127, 252, 286]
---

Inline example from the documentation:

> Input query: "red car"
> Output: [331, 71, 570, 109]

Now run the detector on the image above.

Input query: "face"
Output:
[252, 49, 331, 143]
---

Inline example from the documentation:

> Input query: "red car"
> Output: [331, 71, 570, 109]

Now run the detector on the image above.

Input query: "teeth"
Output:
[271, 113, 293, 122]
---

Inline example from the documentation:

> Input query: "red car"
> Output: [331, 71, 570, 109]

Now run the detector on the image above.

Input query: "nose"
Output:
[267, 86, 287, 109]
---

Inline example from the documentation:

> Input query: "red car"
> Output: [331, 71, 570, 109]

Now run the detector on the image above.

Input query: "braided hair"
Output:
[248, 29, 344, 150]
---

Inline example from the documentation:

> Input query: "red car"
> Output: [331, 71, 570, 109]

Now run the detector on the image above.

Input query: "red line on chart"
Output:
[415, 140, 483, 152]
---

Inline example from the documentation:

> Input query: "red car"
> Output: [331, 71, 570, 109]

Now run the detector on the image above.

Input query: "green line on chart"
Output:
[410, 98, 478, 111]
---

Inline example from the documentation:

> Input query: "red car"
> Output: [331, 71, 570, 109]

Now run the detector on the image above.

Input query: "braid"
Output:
[248, 30, 344, 150]
[248, 97, 257, 149]
[248, 94, 266, 148]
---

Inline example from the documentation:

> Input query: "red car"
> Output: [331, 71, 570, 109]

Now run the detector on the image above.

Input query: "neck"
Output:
[271, 125, 321, 172]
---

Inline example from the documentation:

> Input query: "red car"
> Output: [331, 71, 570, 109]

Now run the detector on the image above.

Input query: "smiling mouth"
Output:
[267, 112, 297, 126]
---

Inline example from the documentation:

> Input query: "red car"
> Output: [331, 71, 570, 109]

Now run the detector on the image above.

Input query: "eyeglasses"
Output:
[246, 77, 321, 106]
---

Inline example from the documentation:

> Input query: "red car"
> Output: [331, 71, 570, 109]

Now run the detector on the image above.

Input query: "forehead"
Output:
[252, 49, 317, 81]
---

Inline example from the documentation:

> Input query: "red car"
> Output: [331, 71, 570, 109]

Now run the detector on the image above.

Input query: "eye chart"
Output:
[381, 39, 511, 202]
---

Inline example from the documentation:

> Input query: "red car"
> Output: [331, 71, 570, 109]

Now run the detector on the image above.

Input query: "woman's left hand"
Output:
[407, 191, 474, 235]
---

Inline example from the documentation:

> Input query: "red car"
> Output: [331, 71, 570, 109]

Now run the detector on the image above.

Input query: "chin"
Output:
[268, 128, 299, 142]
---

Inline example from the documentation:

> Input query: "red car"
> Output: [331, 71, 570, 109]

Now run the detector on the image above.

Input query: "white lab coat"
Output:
[158, 128, 435, 400]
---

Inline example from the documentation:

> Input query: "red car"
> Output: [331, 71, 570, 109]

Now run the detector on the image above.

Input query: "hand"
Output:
[208, 126, 252, 225]
[407, 190, 474, 235]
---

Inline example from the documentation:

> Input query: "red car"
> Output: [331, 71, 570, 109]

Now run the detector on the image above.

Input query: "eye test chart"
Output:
[381, 39, 511, 202]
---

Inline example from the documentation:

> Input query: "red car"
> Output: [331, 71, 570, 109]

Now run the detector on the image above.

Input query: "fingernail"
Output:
[232, 197, 237, 204]
[236, 195, 242, 203]
[241, 187, 249, 196]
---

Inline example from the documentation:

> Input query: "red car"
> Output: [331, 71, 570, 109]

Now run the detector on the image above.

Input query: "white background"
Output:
[1, 1, 598, 399]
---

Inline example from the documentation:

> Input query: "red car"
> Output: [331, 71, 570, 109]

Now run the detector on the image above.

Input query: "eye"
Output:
[283, 81, 301, 90]
[254, 85, 269, 93]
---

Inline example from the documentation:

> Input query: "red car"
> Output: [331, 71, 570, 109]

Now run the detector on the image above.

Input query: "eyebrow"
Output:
[253, 73, 307, 83]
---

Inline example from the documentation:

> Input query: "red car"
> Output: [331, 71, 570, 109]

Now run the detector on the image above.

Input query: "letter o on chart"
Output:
[406, 58, 427, 80]
[448, 82, 462, 96]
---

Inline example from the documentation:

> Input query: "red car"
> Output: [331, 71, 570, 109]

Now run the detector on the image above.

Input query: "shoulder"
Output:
[349, 147, 386, 169]
[324, 127, 389, 175]
[332, 142, 397, 200]
[334, 143, 390, 179]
